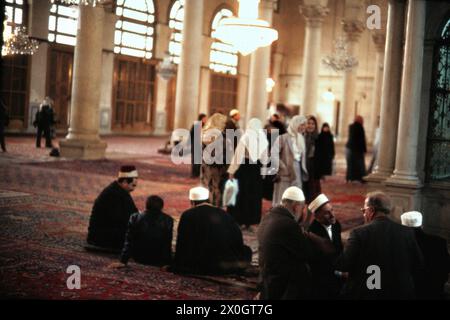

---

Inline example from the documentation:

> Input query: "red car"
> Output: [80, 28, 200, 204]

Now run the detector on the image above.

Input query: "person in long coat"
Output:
[172, 187, 252, 275]
[0, 99, 8, 152]
[335, 191, 423, 299]
[315, 123, 335, 178]
[258, 187, 313, 299]
[87, 166, 139, 251]
[303, 115, 321, 203]
[271, 115, 308, 206]
[345, 115, 367, 183]
[228, 118, 269, 230]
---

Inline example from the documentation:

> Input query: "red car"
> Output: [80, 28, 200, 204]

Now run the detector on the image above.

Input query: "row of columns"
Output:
[367, 0, 426, 188]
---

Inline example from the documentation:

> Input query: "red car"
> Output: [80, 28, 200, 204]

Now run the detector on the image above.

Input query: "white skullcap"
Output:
[282, 187, 305, 202]
[401, 211, 423, 227]
[229, 109, 240, 117]
[189, 186, 209, 201]
[308, 194, 330, 213]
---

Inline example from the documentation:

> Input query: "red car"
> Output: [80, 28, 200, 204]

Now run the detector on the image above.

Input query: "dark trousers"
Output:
[36, 126, 52, 148]
[0, 125, 5, 151]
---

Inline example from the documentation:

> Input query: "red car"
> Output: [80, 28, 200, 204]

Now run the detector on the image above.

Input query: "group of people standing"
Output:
[190, 109, 337, 232]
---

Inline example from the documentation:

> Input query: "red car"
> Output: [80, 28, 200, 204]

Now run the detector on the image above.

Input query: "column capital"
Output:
[300, 4, 329, 28]
[372, 32, 386, 52]
[342, 19, 364, 42]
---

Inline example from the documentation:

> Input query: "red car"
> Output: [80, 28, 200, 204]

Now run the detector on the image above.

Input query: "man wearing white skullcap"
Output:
[257, 186, 334, 299]
[172, 186, 252, 275]
[401, 211, 450, 299]
[307, 194, 344, 299]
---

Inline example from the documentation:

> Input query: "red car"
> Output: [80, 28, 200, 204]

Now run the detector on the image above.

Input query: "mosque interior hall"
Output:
[0, 0, 449, 300]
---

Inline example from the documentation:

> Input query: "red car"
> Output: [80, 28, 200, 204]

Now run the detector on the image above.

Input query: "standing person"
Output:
[262, 113, 287, 201]
[315, 123, 335, 179]
[345, 115, 367, 183]
[303, 115, 321, 203]
[228, 118, 269, 231]
[172, 187, 252, 275]
[87, 166, 139, 251]
[225, 108, 241, 131]
[368, 116, 381, 174]
[201, 113, 230, 207]
[110, 195, 173, 268]
[307, 194, 343, 299]
[190, 113, 207, 178]
[33, 98, 55, 148]
[335, 191, 423, 299]
[0, 98, 9, 152]
[401, 211, 450, 299]
[271, 115, 308, 206]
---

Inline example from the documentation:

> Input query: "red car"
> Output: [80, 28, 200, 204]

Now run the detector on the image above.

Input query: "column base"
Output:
[364, 170, 392, 183]
[385, 174, 423, 189]
[382, 184, 423, 223]
[59, 139, 107, 160]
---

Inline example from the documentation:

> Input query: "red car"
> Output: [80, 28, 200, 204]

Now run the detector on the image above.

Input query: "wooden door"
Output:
[47, 46, 74, 130]
[112, 56, 156, 133]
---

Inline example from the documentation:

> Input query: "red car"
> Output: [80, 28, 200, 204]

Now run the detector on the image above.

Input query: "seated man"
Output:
[172, 186, 252, 275]
[87, 165, 139, 251]
[115, 195, 173, 267]
[308, 194, 344, 299]
[401, 211, 450, 299]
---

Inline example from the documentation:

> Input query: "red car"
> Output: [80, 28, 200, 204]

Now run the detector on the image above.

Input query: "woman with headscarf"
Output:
[345, 115, 367, 183]
[271, 115, 308, 206]
[315, 123, 335, 178]
[303, 115, 322, 203]
[227, 118, 269, 231]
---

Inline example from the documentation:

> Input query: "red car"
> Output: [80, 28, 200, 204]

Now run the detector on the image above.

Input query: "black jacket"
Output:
[173, 204, 251, 275]
[412, 228, 450, 299]
[308, 219, 343, 298]
[335, 216, 423, 299]
[34, 105, 55, 129]
[315, 132, 335, 177]
[87, 181, 138, 250]
[257, 206, 313, 299]
[120, 210, 173, 266]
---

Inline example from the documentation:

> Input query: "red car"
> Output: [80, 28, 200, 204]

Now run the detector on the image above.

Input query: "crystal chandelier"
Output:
[213, 0, 278, 56]
[2, 27, 39, 56]
[50, 0, 107, 6]
[322, 37, 358, 72]
[157, 52, 177, 81]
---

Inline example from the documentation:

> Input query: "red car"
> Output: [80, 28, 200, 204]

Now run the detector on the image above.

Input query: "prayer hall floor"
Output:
[0, 136, 368, 300]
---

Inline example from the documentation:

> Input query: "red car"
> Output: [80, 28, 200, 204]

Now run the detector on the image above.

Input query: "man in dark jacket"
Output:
[345, 115, 367, 182]
[34, 101, 55, 148]
[401, 211, 450, 299]
[87, 166, 139, 251]
[308, 194, 344, 299]
[112, 195, 173, 267]
[258, 187, 332, 300]
[335, 191, 423, 299]
[172, 187, 251, 275]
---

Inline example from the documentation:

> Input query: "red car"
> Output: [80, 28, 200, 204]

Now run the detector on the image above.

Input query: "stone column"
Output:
[59, 5, 107, 159]
[173, 0, 203, 129]
[367, 0, 406, 182]
[338, 20, 364, 141]
[368, 32, 385, 143]
[299, 1, 329, 116]
[386, 0, 426, 188]
[27, 0, 51, 132]
[246, 0, 274, 122]
[271, 52, 283, 103]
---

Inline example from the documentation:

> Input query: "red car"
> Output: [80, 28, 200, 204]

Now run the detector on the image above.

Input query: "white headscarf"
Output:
[287, 115, 307, 154]
[241, 118, 269, 162]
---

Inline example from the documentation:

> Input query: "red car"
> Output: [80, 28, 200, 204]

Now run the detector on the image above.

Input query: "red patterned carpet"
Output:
[0, 136, 368, 299]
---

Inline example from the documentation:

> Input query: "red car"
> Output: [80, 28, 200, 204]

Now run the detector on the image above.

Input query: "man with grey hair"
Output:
[335, 191, 423, 299]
